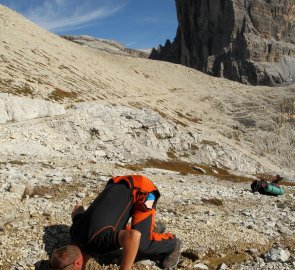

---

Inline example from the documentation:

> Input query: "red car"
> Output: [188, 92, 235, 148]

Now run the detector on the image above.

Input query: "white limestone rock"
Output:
[0, 93, 65, 124]
[264, 247, 291, 263]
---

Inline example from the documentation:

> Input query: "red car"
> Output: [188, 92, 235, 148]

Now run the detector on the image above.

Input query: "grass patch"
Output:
[48, 88, 78, 101]
[118, 159, 228, 177]
[90, 128, 100, 138]
[203, 251, 248, 269]
[58, 65, 71, 71]
[117, 158, 295, 186]
[153, 108, 169, 119]
[0, 160, 27, 165]
[201, 140, 219, 146]
[0, 78, 13, 85]
[14, 83, 34, 96]
[279, 234, 295, 253]
[167, 148, 177, 159]
[181, 249, 200, 261]
[169, 87, 182, 92]
[176, 111, 202, 124]
[129, 102, 143, 109]
[201, 198, 223, 206]
[182, 243, 273, 269]
[32, 182, 85, 201]
[0, 79, 34, 97]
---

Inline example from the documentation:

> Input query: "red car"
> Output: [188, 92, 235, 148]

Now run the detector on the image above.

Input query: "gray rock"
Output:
[63, 177, 73, 183]
[278, 226, 293, 236]
[99, 176, 110, 182]
[139, 260, 155, 266]
[0, 93, 65, 124]
[193, 166, 206, 174]
[76, 192, 86, 198]
[194, 263, 209, 269]
[249, 248, 259, 255]
[9, 183, 26, 197]
[94, 150, 107, 158]
[264, 247, 291, 262]
[51, 180, 61, 185]
[219, 263, 228, 270]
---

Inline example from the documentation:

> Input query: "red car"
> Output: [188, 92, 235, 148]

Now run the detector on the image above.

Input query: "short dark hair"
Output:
[50, 245, 81, 270]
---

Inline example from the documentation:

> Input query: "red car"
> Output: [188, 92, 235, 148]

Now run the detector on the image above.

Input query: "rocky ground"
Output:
[0, 159, 294, 270]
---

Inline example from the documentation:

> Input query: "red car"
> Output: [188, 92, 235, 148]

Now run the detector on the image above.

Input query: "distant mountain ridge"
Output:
[61, 35, 151, 58]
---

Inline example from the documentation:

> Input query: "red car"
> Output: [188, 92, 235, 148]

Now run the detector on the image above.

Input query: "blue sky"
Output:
[1, 0, 178, 49]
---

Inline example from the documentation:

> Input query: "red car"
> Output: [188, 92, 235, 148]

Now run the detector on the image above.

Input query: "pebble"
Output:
[194, 263, 208, 269]
[138, 260, 155, 266]
[63, 177, 73, 183]
[248, 248, 259, 255]
[77, 192, 86, 198]
[51, 180, 61, 185]
[219, 263, 228, 270]
[193, 166, 206, 174]
[99, 176, 110, 182]
[9, 183, 26, 197]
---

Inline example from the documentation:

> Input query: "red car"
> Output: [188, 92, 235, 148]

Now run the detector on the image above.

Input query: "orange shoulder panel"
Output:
[112, 175, 133, 188]
[112, 175, 159, 194]
[131, 175, 158, 193]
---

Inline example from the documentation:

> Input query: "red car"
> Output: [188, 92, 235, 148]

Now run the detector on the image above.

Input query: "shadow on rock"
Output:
[35, 224, 71, 270]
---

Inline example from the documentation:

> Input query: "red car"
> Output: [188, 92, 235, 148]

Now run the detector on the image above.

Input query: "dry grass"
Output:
[0, 79, 34, 97]
[118, 159, 295, 186]
[176, 111, 202, 124]
[48, 88, 78, 101]
[201, 198, 223, 206]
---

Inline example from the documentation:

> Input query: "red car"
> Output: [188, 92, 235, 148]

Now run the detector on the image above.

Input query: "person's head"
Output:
[49, 245, 83, 270]
[275, 175, 284, 181]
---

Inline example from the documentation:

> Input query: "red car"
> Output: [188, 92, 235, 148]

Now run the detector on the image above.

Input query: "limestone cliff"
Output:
[150, 0, 295, 86]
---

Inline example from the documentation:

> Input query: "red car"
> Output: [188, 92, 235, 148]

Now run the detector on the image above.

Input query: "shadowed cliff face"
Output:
[175, 0, 235, 72]
[150, 0, 295, 86]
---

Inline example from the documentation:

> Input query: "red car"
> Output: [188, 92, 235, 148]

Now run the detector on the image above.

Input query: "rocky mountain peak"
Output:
[150, 0, 295, 86]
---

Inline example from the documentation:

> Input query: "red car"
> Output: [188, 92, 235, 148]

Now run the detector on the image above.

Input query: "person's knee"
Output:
[119, 229, 141, 247]
[127, 229, 141, 243]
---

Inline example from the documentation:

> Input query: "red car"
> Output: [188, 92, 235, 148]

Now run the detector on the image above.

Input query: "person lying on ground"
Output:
[49, 175, 182, 270]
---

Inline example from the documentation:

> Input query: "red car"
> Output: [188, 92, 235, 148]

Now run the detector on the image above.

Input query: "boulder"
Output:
[264, 247, 291, 262]
[0, 93, 66, 124]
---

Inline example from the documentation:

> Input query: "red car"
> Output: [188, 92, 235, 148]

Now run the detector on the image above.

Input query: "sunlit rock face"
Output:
[150, 0, 295, 86]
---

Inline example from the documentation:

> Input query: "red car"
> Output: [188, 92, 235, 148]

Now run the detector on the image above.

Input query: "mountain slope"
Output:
[0, 4, 294, 177]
